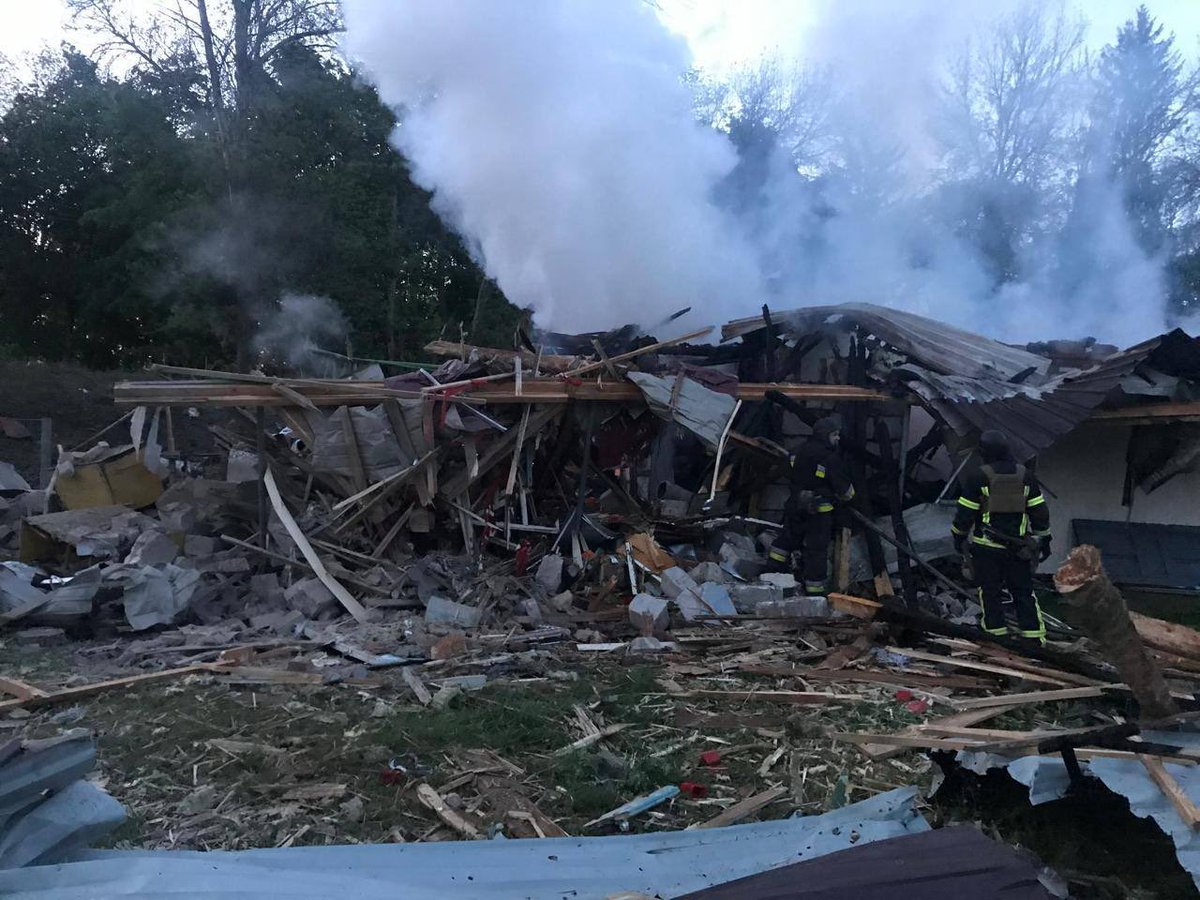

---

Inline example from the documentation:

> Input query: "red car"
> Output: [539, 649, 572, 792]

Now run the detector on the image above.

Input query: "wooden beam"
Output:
[0, 676, 49, 700]
[885, 646, 1071, 686]
[1140, 755, 1200, 828]
[0, 665, 217, 714]
[423, 340, 578, 374]
[952, 685, 1117, 710]
[115, 379, 895, 408]
[1092, 403, 1200, 423]
[563, 327, 713, 378]
[692, 785, 787, 829]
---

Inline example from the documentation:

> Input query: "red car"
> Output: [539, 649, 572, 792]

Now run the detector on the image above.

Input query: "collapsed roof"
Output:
[726, 302, 1200, 461]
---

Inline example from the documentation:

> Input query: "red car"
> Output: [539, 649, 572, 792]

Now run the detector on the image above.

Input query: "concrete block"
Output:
[698, 582, 736, 617]
[660, 567, 706, 621]
[183, 534, 219, 558]
[628, 593, 669, 636]
[628, 636, 674, 654]
[284, 577, 337, 619]
[759, 572, 797, 589]
[690, 562, 729, 584]
[535, 554, 564, 592]
[729, 583, 784, 613]
[757, 596, 831, 618]
[424, 595, 482, 628]
[549, 590, 575, 613]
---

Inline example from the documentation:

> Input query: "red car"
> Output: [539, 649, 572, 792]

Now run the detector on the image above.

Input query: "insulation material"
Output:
[311, 404, 427, 482]
[54, 445, 163, 511]
[0, 788, 928, 899]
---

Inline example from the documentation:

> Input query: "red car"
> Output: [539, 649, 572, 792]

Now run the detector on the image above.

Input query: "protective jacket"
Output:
[951, 461, 1050, 549]
[788, 440, 855, 514]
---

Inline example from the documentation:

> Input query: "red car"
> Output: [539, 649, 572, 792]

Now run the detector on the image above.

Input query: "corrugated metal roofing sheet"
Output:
[723, 303, 1050, 381]
[723, 304, 1200, 460]
[958, 728, 1200, 892]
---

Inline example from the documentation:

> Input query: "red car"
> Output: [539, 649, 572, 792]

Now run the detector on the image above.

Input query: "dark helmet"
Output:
[813, 415, 842, 445]
[979, 429, 1011, 462]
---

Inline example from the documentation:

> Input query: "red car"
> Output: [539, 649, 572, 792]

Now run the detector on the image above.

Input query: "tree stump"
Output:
[1054, 545, 1178, 720]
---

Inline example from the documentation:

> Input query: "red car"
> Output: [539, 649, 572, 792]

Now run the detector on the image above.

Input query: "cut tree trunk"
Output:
[1054, 545, 1178, 720]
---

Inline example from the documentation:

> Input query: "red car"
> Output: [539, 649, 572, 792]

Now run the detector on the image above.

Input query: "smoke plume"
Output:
[343, 0, 1190, 345]
[254, 294, 347, 374]
[341, 0, 762, 334]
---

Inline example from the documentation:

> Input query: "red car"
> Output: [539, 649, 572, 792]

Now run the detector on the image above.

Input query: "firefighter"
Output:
[951, 430, 1052, 643]
[768, 415, 855, 596]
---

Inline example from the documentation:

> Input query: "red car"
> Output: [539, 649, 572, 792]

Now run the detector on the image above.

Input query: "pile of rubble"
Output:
[6, 305, 1200, 893]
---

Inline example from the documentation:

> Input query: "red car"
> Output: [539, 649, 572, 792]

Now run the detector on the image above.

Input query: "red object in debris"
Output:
[679, 781, 708, 799]
[894, 689, 914, 702]
[699, 750, 723, 767]
[514, 540, 532, 576]
[905, 699, 929, 715]
[379, 769, 405, 786]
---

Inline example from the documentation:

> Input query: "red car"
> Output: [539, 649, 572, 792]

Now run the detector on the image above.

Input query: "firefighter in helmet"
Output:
[951, 430, 1052, 643]
[768, 415, 855, 596]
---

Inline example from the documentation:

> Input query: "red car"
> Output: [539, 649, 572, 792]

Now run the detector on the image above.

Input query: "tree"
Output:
[936, 4, 1086, 287]
[0, 51, 203, 364]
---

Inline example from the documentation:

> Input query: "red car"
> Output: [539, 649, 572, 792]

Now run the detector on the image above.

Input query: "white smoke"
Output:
[342, 0, 762, 333]
[342, 0, 1188, 346]
[254, 294, 347, 374]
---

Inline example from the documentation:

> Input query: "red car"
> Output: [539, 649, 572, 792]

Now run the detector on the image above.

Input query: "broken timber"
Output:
[0, 664, 219, 714]
[113, 380, 894, 407]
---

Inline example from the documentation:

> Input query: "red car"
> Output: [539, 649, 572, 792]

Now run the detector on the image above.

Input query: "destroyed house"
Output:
[722, 304, 1200, 590]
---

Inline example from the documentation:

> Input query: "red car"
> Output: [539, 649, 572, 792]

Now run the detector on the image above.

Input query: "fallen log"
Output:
[1055, 545, 1179, 720]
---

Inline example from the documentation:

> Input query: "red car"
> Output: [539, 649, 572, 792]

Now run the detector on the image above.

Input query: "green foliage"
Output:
[0, 43, 520, 369]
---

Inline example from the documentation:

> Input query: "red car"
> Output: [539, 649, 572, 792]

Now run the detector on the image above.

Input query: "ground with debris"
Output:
[6, 309, 1200, 898]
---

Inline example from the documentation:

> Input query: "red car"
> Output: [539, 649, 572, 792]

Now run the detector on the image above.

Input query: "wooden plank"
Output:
[692, 785, 787, 829]
[402, 667, 432, 706]
[856, 706, 1020, 760]
[0, 677, 49, 700]
[423, 340, 578, 374]
[885, 646, 1070, 686]
[741, 665, 995, 691]
[271, 382, 319, 412]
[553, 723, 630, 755]
[115, 379, 895, 408]
[952, 685, 1116, 710]
[1140, 755, 1200, 828]
[828, 592, 882, 620]
[684, 690, 847, 705]
[0, 665, 216, 714]
[563, 327, 713, 378]
[263, 468, 369, 623]
[1092, 402, 1200, 422]
[417, 783, 481, 838]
